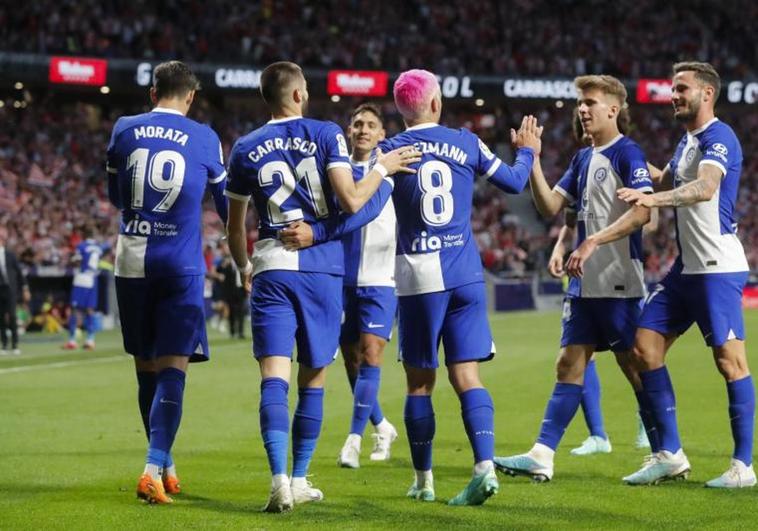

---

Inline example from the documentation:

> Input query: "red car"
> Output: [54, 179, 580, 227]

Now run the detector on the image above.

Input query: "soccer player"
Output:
[224, 61, 420, 512]
[337, 103, 399, 468]
[617, 62, 754, 487]
[63, 227, 104, 350]
[106, 60, 229, 504]
[385, 70, 539, 505]
[554, 108, 653, 455]
[494, 75, 656, 482]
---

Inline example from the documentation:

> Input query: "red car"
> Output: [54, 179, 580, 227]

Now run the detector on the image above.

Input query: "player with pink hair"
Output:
[382, 68, 542, 505]
[393, 69, 440, 120]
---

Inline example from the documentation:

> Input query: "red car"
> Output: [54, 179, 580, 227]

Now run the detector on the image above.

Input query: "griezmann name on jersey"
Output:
[380, 123, 532, 296]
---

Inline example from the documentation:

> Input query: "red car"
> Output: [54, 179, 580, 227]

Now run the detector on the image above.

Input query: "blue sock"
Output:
[68, 313, 77, 341]
[404, 395, 435, 471]
[581, 360, 607, 439]
[84, 313, 95, 341]
[137, 371, 175, 469]
[260, 377, 290, 476]
[347, 366, 384, 426]
[350, 364, 381, 436]
[136, 371, 157, 439]
[292, 387, 324, 478]
[536, 382, 583, 451]
[635, 390, 660, 452]
[459, 388, 495, 463]
[147, 368, 185, 467]
[640, 366, 681, 453]
[727, 376, 755, 466]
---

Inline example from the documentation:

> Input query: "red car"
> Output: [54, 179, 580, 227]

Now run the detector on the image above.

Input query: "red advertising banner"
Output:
[636, 79, 672, 104]
[743, 286, 758, 309]
[327, 70, 388, 96]
[49, 57, 107, 86]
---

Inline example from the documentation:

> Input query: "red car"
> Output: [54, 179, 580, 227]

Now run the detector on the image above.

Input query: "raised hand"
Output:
[510, 115, 543, 155]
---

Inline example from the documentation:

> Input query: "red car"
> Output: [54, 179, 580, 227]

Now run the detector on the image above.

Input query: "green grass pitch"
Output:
[1, 309, 756, 529]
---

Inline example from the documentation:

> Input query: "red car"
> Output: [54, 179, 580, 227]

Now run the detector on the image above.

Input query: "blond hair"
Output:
[574, 75, 628, 107]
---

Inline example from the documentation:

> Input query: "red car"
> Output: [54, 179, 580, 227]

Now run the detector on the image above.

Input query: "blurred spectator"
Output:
[0, 1, 754, 78]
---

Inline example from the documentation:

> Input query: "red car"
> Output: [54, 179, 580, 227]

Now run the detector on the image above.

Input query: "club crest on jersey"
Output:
[593, 167, 608, 183]
[411, 231, 441, 252]
[123, 215, 151, 235]
[685, 147, 696, 163]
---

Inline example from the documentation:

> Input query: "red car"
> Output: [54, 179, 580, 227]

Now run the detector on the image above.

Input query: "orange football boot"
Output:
[136, 474, 173, 504]
[163, 474, 181, 495]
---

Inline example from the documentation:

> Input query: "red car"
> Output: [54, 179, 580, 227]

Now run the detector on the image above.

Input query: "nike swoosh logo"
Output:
[160, 398, 179, 405]
[609, 340, 620, 347]
[356, 402, 372, 408]
[367, 323, 384, 329]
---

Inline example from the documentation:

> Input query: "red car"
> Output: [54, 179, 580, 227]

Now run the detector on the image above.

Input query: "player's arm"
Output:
[529, 157, 569, 218]
[205, 130, 229, 224]
[329, 146, 420, 213]
[481, 115, 541, 194]
[280, 177, 394, 250]
[566, 203, 651, 278]
[225, 197, 252, 292]
[618, 164, 720, 208]
[223, 142, 254, 291]
[105, 120, 123, 209]
[547, 211, 576, 278]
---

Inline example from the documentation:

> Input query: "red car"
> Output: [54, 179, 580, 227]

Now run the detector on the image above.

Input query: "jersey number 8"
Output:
[419, 160, 454, 226]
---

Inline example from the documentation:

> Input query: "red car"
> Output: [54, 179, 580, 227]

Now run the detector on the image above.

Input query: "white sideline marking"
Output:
[0, 355, 127, 375]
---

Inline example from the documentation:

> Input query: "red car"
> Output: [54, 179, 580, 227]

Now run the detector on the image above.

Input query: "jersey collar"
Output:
[268, 116, 302, 124]
[593, 133, 623, 153]
[405, 122, 439, 131]
[151, 107, 183, 115]
[688, 117, 719, 136]
[349, 156, 371, 167]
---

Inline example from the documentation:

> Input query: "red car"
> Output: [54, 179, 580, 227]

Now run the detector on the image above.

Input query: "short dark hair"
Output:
[260, 61, 304, 108]
[350, 103, 383, 123]
[673, 61, 721, 101]
[153, 61, 200, 100]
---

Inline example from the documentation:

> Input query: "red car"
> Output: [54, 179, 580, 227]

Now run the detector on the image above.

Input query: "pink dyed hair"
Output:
[393, 69, 439, 119]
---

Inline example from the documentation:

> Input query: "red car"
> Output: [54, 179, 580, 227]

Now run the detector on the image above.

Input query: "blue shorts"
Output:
[251, 270, 342, 369]
[116, 275, 209, 362]
[561, 297, 642, 352]
[639, 264, 747, 347]
[71, 285, 98, 310]
[341, 285, 397, 343]
[397, 282, 494, 369]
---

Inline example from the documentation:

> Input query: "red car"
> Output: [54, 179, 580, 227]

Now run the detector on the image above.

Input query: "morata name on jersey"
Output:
[247, 137, 318, 162]
[134, 126, 189, 146]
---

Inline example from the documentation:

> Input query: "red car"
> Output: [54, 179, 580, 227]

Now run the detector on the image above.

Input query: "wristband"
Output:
[373, 163, 388, 178]
[239, 261, 253, 276]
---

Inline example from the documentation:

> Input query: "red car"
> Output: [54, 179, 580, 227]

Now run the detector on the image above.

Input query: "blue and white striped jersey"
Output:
[668, 118, 747, 274]
[225, 116, 352, 277]
[380, 123, 534, 296]
[106, 107, 228, 278]
[342, 159, 396, 287]
[554, 135, 653, 298]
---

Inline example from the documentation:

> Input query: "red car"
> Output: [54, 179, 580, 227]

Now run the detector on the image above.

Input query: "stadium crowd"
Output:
[0, 95, 755, 281]
[1, 0, 755, 78]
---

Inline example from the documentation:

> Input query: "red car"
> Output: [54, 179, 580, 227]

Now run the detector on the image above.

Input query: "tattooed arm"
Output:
[617, 164, 721, 208]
